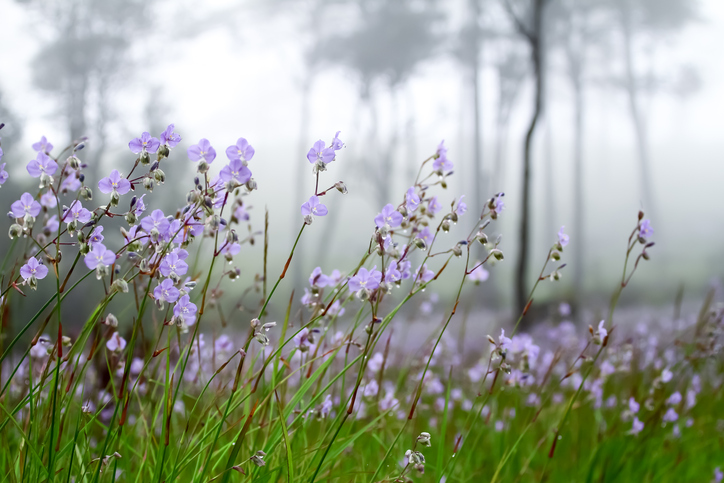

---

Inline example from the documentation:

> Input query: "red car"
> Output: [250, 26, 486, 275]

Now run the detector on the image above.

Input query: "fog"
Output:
[1, 0, 722, 314]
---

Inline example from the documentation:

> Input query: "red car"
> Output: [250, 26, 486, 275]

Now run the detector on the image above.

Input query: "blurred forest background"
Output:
[0, 0, 722, 324]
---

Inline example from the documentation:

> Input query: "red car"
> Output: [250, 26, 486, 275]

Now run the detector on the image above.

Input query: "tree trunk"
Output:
[572, 61, 585, 310]
[622, 13, 656, 220]
[514, 0, 546, 319]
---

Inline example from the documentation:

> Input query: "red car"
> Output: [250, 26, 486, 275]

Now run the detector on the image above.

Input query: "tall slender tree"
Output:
[503, 0, 549, 317]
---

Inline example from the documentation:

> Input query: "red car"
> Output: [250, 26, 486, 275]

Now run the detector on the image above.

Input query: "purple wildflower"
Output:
[348, 267, 382, 292]
[374, 204, 403, 229]
[225, 137, 255, 163]
[220, 242, 241, 258]
[154, 279, 180, 303]
[714, 467, 723, 483]
[187, 138, 216, 164]
[628, 397, 640, 414]
[638, 219, 653, 240]
[557, 226, 569, 247]
[20, 257, 48, 281]
[309, 267, 330, 287]
[98, 169, 131, 195]
[293, 328, 312, 350]
[301, 195, 328, 218]
[331, 131, 344, 150]
[406, 187, 420, 212]
[26, 152, 58, 178]
[45, 215, 59, 233]
[234, 204, 250, 221]
[160, 253, 189, 278]
[141, 209, 171, 235]
[106, 332, 127, 352]
[11, 193, 41, 219]
[306, 140, 335, 164]
[32, 136, 53, 153]
[84, 244, 116, 270]
[220, 159, 252, 185]
[630, 416, 644, 436]
[663, 408, 678, 423]
[63, 200, 92, 224]
[173, 295, 198, 325]
[415, 264, 434, 284]
[428, 196, 442, 215]
[40, 191, 57, 208]
[469, 263, 489, 283]
[89, 226, 104, 244]
[416, 227, 433, 244]
[60, 174, 81, 193]
[455, 195, 467, 216]
[129, 132, 160, 154]
[0, 162, 7, 185]
[491, 196, 505, 217]
[433, 140, 453, 172]
[133, 194, 146, 216]
[160, 124, 181, 148]
[385, 260, 402, 283]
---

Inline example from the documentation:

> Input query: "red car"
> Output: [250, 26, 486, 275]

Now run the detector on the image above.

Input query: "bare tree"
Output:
[23, 0, 152, 178]
[503, 0, 549, 317]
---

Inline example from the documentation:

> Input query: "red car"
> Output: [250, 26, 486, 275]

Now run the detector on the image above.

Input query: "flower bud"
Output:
[334, 181, 348, 194]
[68, 155, 81, 170]
[187, 191, 199, 204]
[304, 214, 314, 225]
[452, 243, 463, 258]
[245, 178, 257, 192]
[111, 279, 129, 293]
[414, 237, 427, 250]
[143, 177, 154, 192]
[104, 314, 118, 328]
[125, 212, 137, 225]
[158, 144, 170, 158]
[254, 332, 270, 346]
[417, 432, 432, 447]
[8, 223, 22, 239]
[490, 249, 504, 261]
[551, 250, 561, 261]
[441, 219, 451, 232]
[110, 190, 120, 207]
[80, 186, 92, 201]
[197, 160, 209, 174]
[154, 169, 166, 184]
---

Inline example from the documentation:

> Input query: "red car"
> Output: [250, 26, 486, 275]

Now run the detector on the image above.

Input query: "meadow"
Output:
[0, 126, 721, 482]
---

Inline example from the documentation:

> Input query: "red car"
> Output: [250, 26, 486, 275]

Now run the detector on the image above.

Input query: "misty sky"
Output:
[0, 0, 722, 300]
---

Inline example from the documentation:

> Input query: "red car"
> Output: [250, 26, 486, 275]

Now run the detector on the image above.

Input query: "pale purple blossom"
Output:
[469, 263, 489, 283]
[141, 209, 171, 235]
[45, 215, 59, 233]
[89, 226, 104, 245]
[220, 241, 241, 258]
[663, 407, 678, 423]
[133, 194, 146, 216]
[60, 174, 81, 193]
[327, 300, 345, 317]
[32, 136, 54, 153]
[187, 139, 216, 164]
[20, 258, 48, 281]
[415, 227, 433, 244]
[415, 264, 434, 284]
[26, 152, 58, 178]
[174, 295, 198, 325]
[106, 332, 127, 352]
[0, 162, 7, 185]
[129, 132, 160, 154]
[630, 416, 644, 436]
[406, 187, 420, 212]
[154, 279, 180, 303]
[40, 191, 57, 208]
[348, 267, 382, 292]
[11, 193, 41, 219]
[714, 467, 723, 483]
[301, 195, 328, 218]
[374, 204, 403, 229]
[309, 267, 330, 287]
[557, 226, 569, 247]
[433, 140, 453, 172]
[84, 244, 116, 270]
[293, 328, 311, 350]
[63, 200, 92, 224]
[160, 124, 181, 148]
[667, 392, 682, 406]
[455, 196, 467, 216]
[160, 253, 189, 278]
[638, 219, 653, 240]
[385, 261, 402, 283]
[225, 137, 255, 163]
[628, 397, 640, 414]
[234, 204, 250, 221]
[98, 169, 131, 195]
[331, 131, 344, 150]
[307, 139, 335, 165]
[427, 196, 442, 215]
[220, 159, 252, 185]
